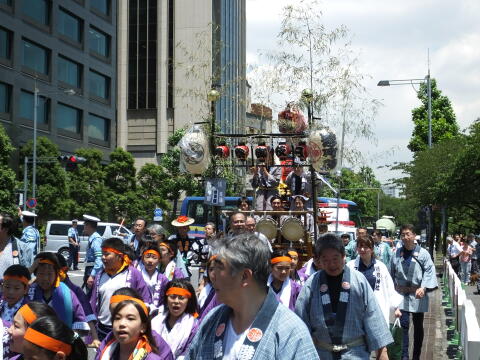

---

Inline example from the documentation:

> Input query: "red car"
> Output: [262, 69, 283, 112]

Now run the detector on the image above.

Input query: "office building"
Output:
[0, 0, 117, 165]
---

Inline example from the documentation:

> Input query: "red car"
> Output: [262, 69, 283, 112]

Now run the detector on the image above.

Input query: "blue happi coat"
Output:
[295, 266, 393, 359]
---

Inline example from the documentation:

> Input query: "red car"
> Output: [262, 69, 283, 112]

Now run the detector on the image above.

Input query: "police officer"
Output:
[83, 215, 103, 293]
[67, 219, 80, 270]
[18, 210, 40, 268]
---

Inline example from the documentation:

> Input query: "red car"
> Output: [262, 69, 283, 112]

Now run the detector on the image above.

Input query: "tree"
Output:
[19, 137, 69, 221]
[408, 79, 460, 153]
[0, 124, 17, 213]
[136, 163, 171, 220]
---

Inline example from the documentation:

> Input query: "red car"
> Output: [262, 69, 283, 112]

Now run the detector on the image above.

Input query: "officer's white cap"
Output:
[83, 214, 100, 222]
[22, 211, 37, 217]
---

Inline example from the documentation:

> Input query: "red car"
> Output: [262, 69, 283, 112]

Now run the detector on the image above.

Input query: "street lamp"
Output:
[32, 84, 76, 200]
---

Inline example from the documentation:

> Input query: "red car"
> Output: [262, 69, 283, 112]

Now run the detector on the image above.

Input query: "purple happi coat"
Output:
[63, 277, 96, 322]
[267, 275, 302, 310]
[28, 282, 89, 331]
[134, 262, 169, 309]
[95, 330, 174, 360]
[297, 258, 318, 284]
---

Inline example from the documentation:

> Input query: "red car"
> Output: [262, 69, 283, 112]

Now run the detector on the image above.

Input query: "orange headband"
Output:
[143, 249, 160, 258]
[3, 275, 29, 286]
[288, 251, 298, 257]
[19, 304, 37, 324]
[24, 327, 72, 355]
[209, 255, 218, 262]
[159, 242, 173, 254]
[38, 259, 61, 287]
[271, 256, 292, 264]
[102, 247, 124, 256]
[166, 287, 192, 298]
[110, 295, 149, 316]
[39, 259, 56, 266]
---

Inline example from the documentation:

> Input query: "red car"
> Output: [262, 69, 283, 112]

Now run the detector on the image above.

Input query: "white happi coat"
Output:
[346, 257, 403, 325]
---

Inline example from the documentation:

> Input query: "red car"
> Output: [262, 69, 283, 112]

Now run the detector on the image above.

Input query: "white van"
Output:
[44, 220, 133, 262]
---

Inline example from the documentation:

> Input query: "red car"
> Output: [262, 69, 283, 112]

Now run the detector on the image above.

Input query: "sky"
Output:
[246, 0, 480, 184]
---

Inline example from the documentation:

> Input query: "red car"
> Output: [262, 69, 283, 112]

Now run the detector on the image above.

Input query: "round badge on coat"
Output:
[342, 282, 350, 290]
[320, 284, 328, 292]
[215, 323, 226, 337]
[12, 250, 19, 257]
[247, 328, 263, 343]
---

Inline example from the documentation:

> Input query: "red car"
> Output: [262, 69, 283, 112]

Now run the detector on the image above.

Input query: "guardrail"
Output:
[443, 259, 480, 359]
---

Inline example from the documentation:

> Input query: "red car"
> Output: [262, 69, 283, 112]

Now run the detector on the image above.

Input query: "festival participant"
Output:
[135, 243, 169, 309]
[287, 248, 304, 284]
[285, 158, 313, 209]
[196, 268, 218, 321]
[89, 238, 151, 341]
[151, 279, 198, 358]
[250, 148, 281, 210]
[289, 195, 317, 242]
[295, 233, 393, 359]
[236, 196, 251, 211]
[1, 265, 30, 323]
[346, 235, 402, 325]
[268, 250, 302, 310]
[55, 254, 100, 348]
[390, 224, 438, 360]
[297, 245, 322, 284]
[159, 240, 188, 280]
[21, 316, 88, 360]
[96, 289, 173, 360]
[373, 230, 392, 266]
[7, 302, 57, 360]
[148, 224, 168, 244]
[186, 233, 319, 359]
[28, 252, 90, 333]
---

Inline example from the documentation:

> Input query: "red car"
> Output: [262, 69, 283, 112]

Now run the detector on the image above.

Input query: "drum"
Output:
[281, 217, 304, 242]
[256, 218, 278, 240]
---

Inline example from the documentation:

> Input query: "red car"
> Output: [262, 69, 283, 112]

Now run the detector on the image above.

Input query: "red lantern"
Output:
[275, 142, 291, 159]
[294, 142, 308, 161]
[215, 145, 230, 158]
[234, 144, 249, 161]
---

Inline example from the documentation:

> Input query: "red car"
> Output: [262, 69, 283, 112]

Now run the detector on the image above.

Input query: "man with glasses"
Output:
[390, 224, 438, 360]
[129, 217, 148, 258]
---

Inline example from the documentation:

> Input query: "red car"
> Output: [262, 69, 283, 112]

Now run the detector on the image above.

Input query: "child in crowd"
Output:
[96, 289, 167, 360]
[1, 265, 31, 323]
[135, 242, 169, 309]
[287, 247, 303, 285]
[267, 249, 302, 310]
[22, 316, 88, 360]
[159, 241, 187, 280]
[151, 279, 198, 358]
[7, 302, 57, 360]
[90, 237, 151, 341]
[28, 252, 89, 333]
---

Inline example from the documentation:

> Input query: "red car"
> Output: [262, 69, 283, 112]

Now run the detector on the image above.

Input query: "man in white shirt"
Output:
[447, 236, 462, 275]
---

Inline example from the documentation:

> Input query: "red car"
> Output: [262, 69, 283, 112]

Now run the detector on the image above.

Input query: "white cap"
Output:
[22, 211, 37, 217]
[83, 214, 100, 222]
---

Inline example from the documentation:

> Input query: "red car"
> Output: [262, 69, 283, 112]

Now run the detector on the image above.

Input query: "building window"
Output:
[57, 103, 81, 133]
[19, 90, 50, 124]
[91, 0, 110, 16]
[58, 8, 82, 43]
[0, 27, 12, 60]
[0, 0, 13, 6]
[22, 0, 50, 26]
[22, 39, 50, 76]
[58, 56, 82, 89]
[89, 70, 109, 100]
[88, 27, 110, 58]
[0, 82, 11, 115]
[88, 113, 109, 141]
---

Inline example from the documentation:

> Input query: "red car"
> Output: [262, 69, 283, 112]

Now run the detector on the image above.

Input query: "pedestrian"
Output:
[373, 229, 392, 266]
[0, 265, 30, 323]
[295, 233, 393, 359]
[83, 214, 103, 292]
[346, 235, 403, 325]
[250, 148, 281, 211]
[185, 232, 319, 359]
[467, 233, 478, 275]
[0, 213, 23, 277]
[459, 240, 473, 285]
[390, 224, 438, 360]
[130, 217, 148, 258]
[22, 316, 88, 360]
[17, 210, 40, 268]
[245, 216, 273, 252]
[89, 237, 151, 341]
[67, 219, 80, 270]
[148, 223, 168, 245]
[447, 236, 461, 275]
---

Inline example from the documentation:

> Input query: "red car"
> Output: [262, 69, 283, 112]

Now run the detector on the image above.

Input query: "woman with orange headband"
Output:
[22, 316, 87, 360]
[286, 247, 303, 285]
[97, 290, 166, 360]
[27, 253, 90, 334]
[151, 280, 198, 358]
[134, 243, 169, 309]
[158, 241, 187, 281]
[267, 249, 302, 310]
[6, 302, 56, 359]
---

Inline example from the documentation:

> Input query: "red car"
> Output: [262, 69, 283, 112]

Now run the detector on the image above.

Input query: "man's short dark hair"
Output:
[270, 196, 281, 204]
[400, 224, 416, 234]
[0, 213, 16, 236]
[314, 233, 345, 257]
[135, 217, 148, 228]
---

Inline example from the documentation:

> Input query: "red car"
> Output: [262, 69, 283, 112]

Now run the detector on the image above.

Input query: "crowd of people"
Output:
[0, 206, 441, 360]
[447, 233, 479, 286]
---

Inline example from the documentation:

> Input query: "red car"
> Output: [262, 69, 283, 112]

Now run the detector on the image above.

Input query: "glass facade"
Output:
[22, 0, 49, 25]
[88, 27, 110, 57]
[0, 0, 12, 5]
[0, 82, 11, 113]
[89, 70, 109, 99]
[57, 103, 81, 133]
[0, 27, 11, 59]
[58, 56, 81, 88]
[19, 90, 49, 124]
[22, 39, 49, 75]
[58, 8, 82, 43]
[91, 0, 110, 16]
[88, 113, 109, 141]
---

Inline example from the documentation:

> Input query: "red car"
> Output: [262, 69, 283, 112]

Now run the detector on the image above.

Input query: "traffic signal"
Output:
[58, 155, 86, 171]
